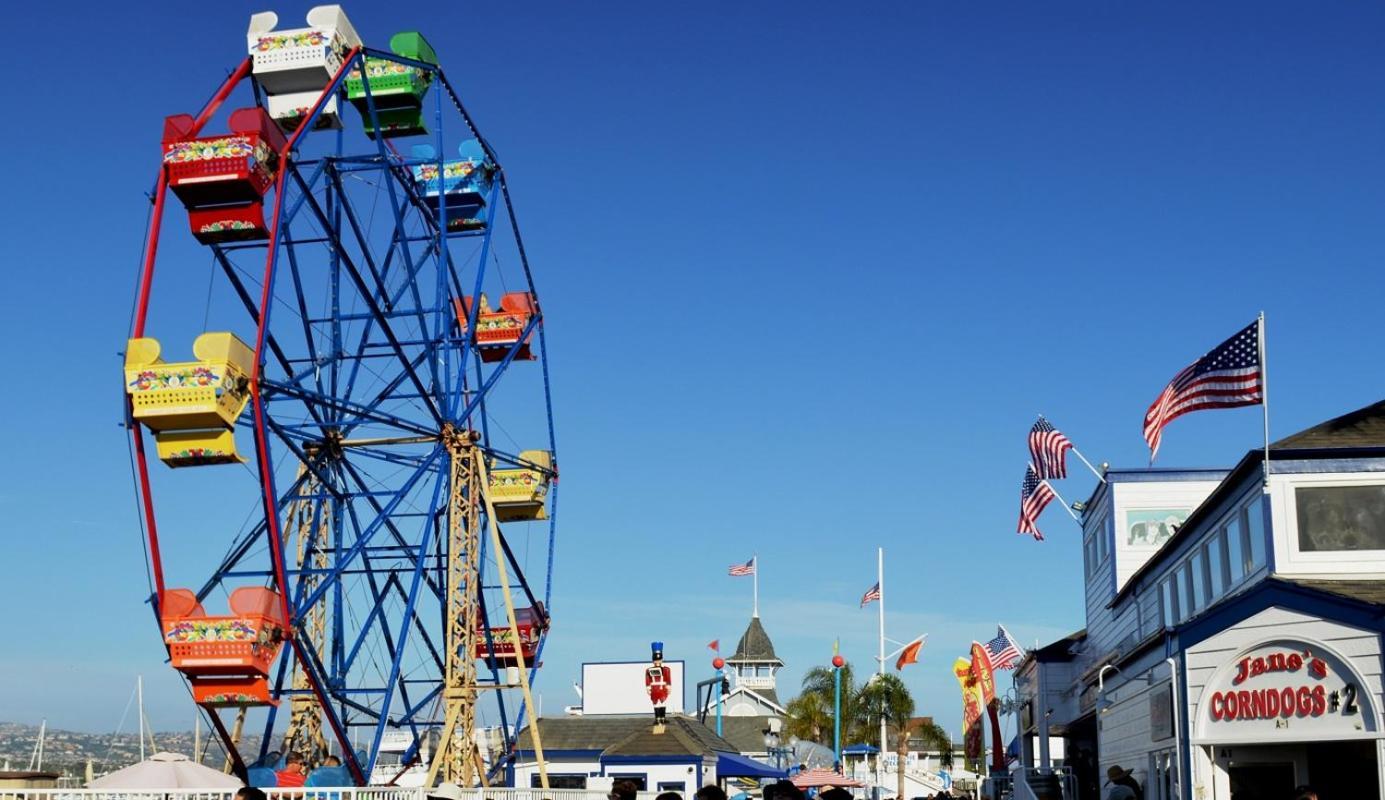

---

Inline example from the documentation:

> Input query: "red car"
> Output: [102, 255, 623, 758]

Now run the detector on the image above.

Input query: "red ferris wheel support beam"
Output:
[128, 56, 253, 609]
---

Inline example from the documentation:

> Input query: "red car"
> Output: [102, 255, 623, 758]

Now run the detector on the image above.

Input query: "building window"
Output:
[1096, 517, 1109, 562]
[1245, 500, 1267, 568]
[1226, 520, 1245, 584]
[1207, 537, 1226, 599]
[658, 783, 688, 794]
[1173, 569, 1187, 622]
[1189, 553, 1207, 613]
[534, 775, 587, 789]
[1160, 579, 1177, 628]
[609, 775, 647, 790]
[1085, 535, 1097, 577]
[1295, 485, 1385, 552]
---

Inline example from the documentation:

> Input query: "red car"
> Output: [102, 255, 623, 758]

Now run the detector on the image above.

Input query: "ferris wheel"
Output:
[123, 5, 557, 787]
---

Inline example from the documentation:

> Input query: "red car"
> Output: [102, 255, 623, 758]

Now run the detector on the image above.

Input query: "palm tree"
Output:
[858, 672, 919, 800]
[784, 691, 832, 744]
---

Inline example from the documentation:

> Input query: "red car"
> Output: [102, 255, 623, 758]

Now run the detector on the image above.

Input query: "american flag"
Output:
[1018, 464, 1055, 541]
[1029, 417, 1073, 480]
[860, 582, 881, 607]
[1144, 320, 1263, 461]
[728, 557, 756, 577]
[985, 626, 1024, 670]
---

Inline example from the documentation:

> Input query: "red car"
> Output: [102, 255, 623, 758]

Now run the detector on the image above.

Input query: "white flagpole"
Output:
[1259, 311, 1270, 491]
[753, 554, 759, 618]
[1027, 464, 1081, 523]
[1069, 445, 1107, 484]
[877, 547, 886, 794]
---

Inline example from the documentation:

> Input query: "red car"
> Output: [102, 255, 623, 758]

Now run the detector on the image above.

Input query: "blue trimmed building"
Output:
[1015, 400, 1385, 800]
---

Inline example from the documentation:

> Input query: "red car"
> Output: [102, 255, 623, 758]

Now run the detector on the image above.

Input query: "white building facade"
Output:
[1016, 400, 1385, 800]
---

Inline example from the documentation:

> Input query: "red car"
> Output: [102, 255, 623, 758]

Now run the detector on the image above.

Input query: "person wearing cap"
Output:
[428, 783, 466, 800]
[1103, 766, 1141, 800]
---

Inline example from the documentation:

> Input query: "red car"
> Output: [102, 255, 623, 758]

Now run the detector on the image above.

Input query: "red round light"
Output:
[832, 655, 845, 668]
[713, 657, 725, 670]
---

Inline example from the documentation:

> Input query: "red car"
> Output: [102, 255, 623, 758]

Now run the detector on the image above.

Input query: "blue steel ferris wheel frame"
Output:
[128, 44, 558, 786]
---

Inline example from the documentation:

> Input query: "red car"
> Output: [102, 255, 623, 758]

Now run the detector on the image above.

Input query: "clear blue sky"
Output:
[3, 0, 1385, 742]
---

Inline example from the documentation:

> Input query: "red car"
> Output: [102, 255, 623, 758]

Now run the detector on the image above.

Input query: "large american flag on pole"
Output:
[1144, 320, 1263, 461]
[1018, 464, 1055, 541]
[1029, 417, 1073, 480]
[985, 625, 1024, 670]
[728, 557, 756, 577]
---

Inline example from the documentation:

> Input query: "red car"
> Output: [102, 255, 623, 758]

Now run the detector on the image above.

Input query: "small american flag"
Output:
[1029, 417, 1073, 480]
[1144, 320, 1263, 461]
[860, 582, 881, 607]
[728, 557, 756, 577]
[985, 625, 1024, 670]
[1018, 464, 1055, 541]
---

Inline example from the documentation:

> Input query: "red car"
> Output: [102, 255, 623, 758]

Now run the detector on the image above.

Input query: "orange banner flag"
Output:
[896, 638, 923, 670]
[969, 641, 997, 705]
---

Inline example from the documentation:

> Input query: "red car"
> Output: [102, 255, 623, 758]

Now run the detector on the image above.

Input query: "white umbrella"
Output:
[90, 752, 244, 789]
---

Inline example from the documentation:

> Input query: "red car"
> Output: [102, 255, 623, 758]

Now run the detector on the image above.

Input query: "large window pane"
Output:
[1296, 486, 1385, 552]
[1161, 580, 1176, 628]
[1190, 553, 1207, 612]
[1207, 537, 1226, 598]
[1227, 520, 1245, 583]
[1176, 567, 1191, 619]
[1246, 501, 1267, 568]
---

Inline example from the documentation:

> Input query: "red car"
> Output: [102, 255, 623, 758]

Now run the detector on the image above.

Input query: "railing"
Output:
[0, 790, 664, 800]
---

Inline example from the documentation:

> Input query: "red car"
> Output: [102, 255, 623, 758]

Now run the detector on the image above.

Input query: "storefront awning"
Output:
[717, 752, 787, 779]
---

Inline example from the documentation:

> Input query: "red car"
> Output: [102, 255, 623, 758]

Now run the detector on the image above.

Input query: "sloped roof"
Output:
[1272, 399, 1385, 450]
[730, 616, 782, 663]
[705, 715, 778, 754]
[515, 715, 738, 757]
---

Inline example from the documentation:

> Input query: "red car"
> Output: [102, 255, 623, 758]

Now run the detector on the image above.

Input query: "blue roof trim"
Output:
[1175, 579, 1384, 652]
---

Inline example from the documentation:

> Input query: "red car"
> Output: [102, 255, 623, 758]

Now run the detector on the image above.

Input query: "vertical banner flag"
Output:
[953, 658, 984, 761]
[707, 640, 719, 653]
[969, 641, 997, 705]
[1143, 320, 1264, 460]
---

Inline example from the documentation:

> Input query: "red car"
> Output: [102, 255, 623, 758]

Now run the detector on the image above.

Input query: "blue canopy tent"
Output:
[717, 752, 788, 780]
[841, 744, 879, 756]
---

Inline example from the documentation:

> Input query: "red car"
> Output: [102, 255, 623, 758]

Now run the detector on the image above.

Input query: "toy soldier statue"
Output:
[645, 641, 671, 733]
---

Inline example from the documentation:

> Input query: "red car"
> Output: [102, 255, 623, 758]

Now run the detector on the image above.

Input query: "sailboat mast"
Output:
[137, 676, 146, 762]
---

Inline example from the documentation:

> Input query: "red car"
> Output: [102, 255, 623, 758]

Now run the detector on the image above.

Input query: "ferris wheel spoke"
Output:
[286, 166, 444, 426]
[335, 456, 446, 601]
[263, 379, 435, 438]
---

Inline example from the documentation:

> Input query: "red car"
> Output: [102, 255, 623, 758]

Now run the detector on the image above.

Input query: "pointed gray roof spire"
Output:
[728, 615, 783, 664]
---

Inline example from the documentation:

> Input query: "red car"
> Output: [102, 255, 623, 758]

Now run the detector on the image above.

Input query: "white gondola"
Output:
[247, 4, 362, 130]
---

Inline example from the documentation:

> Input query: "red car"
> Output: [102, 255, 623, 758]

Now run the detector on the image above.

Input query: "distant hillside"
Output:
[0, 722, 263, 778]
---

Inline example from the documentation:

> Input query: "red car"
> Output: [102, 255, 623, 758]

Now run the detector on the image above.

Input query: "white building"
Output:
[1017, 399, 1385, 800]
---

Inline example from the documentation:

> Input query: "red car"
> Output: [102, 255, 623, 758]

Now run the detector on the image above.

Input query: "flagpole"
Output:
[1029, 465, 1081, 523]
[877, 547, 886, 797]
[753, 554, 759, 617]
[1069, 445, 1107, 484]
[1039, 414, 1106, 483]
[1259, 311, 1270, 491]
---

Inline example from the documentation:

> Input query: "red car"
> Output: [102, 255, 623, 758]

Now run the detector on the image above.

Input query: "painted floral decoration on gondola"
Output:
[165, 448, 237, 465]
[491, 471, 538, 488]
[255, 30, 328, 52]
[164, 137, 255, 163]
[479, 315, 524, 332]
[127, 366, 223, 392]
[199, 220, 259, 234]
[166, 619, 258, 642]
[415, 160, 480, 183]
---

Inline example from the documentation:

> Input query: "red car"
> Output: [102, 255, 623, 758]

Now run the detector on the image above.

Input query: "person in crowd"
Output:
[323, 755, 341, 767]
[654, 792, 682, 800]
[275, 752, 308, 788]
[765, 780, 804, 800]
[236, 788, 268, 800]
[1293, 787, 1318, 800]
[610, 779, 640, 800]
[695, 785, 728, 800]
[1104, 765, 1140, 800]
